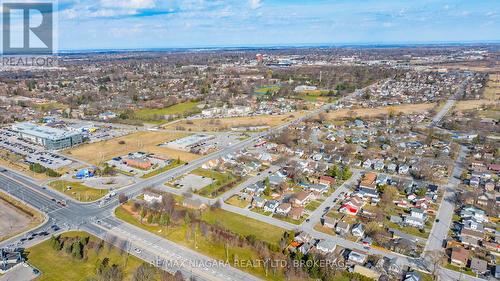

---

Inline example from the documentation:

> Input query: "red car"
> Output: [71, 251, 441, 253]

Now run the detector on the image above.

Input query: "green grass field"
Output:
[115, 205, 287, 280]
[254, 85, 281, 95]
[133, 101, 201, 123]
[26, 231, 150, 281]
[48, 180, 108, 202]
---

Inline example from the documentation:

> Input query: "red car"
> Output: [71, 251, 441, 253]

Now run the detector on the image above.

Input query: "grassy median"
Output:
[48, 180, 108, 202]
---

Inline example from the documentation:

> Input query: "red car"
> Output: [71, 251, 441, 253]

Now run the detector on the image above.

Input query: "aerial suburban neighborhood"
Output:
[0, 1, 498, 281]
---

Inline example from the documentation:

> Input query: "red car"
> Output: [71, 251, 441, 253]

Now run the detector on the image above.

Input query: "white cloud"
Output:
[100, 0, 156, 10]
[249, 0, 261, 10]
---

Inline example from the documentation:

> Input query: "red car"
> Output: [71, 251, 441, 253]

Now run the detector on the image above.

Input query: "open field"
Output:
[0, 192, 44, 242]
[116, 204, 287, 280]
[48, 180, 108, 202]
[63, 131, 199, 165]
[254, 85, 281, 94]
[133, 101, 201, 124]
[294, 90, 335, 102]
[483, 73, 500, 100]
[326, 103, 438, 120]
[453, 99, 499, 112]
[27, 231, 154, 281]
[163, 111, 308, 132]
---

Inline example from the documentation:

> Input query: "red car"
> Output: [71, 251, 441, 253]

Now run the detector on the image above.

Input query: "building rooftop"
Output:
[12, 122, 80, 141]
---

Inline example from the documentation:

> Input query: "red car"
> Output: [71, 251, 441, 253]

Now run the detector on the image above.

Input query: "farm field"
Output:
[326, 103, 438, 120]
[63, 131, 198, 165]
[163, 111, 308, 132]
[132, 101, 201, 124]
[453, 99, 499, 112]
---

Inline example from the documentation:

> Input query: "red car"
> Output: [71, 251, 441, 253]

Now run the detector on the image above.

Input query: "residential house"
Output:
[450, 247, 469, 267]
[245, 182, 265, 194]
[352, 223, 365, 237]
[376, 174, 388, 185]
[269, 171, 287, 186]
[264, 200, 279, 213]
[319, 175, 336, 187]
[470, 258, 488, 275]
[348, 249, 368, 264]
[295, 232, 312, 244]
[390, 215, 403, 225]
[323, 217, 336, 229]
[459, 228, 483, 246]
[463, 219, 484, 232]
[335, 221, 351, 235]
[374, 160, 385, 171]
[315, 240, 337, 254]
[309, 184, 329, 194]
[289, 207, 304, 220]
[293, 191, 314, 206]
[387, 163, 397, 173]
[298, 242, 314, 255]
[276, 203, 292, 216]
[252, 197, 266, 208]
[460, 206, 486, 223]
[404, 271, 421, 281]
[389, 228, 420, 244]
[363, 159, 373, 169]
[398, 165, 410, 174]
[340, 196, 364, 215]
[405, 208, 426, 228]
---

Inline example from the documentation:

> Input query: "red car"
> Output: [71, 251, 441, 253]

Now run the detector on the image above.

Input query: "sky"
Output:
[5, 0, 500, 50]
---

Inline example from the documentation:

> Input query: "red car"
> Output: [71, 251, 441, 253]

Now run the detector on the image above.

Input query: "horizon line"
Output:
[58, 40, 500, 53]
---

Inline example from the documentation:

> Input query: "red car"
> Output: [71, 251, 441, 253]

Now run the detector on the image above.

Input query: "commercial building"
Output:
[11, 122, 83, 150]
[162, 134, 215, 151]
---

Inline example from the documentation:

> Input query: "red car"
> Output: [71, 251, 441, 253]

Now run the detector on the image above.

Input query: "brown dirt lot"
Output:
[483, 73, 500, 101]
[0, 192, 43, 242]
[326, 103, 438, 120]
[63, 131, 199, 165]
[453, 99, 499, 112]
[163, 111, 308, 132]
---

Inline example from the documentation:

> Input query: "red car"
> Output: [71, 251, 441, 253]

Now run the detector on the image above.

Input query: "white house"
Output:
[352, 223, 365, 237]
[348, 250, 368, 264]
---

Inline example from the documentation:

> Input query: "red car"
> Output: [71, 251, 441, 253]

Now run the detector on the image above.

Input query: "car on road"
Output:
[134, 248, 142, 254]
[0, 168, 7, 172]
[305, 219, 310, 222]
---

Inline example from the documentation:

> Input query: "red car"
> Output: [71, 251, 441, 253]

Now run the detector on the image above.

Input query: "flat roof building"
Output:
[11, 122, 83, 150]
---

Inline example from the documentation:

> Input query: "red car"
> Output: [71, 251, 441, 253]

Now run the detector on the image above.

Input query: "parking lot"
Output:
[0, 129, 74, 170]
[173, 173, 214, 190]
